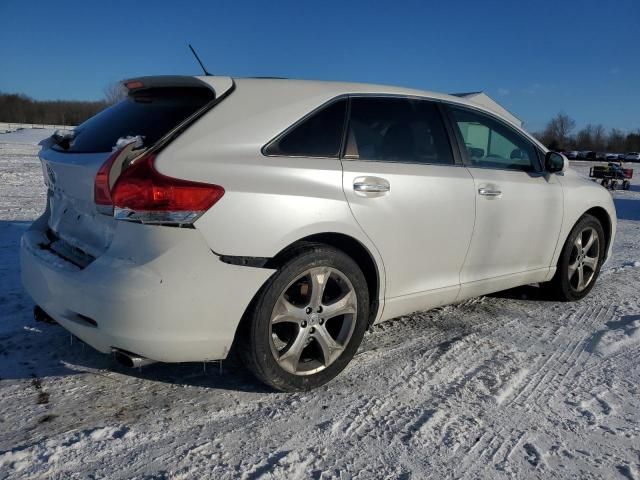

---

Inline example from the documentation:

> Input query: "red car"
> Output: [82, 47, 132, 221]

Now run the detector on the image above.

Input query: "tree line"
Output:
[0, 92, 108, 126]
[0, 82, 128, 126]
[534, 113, 640, 153]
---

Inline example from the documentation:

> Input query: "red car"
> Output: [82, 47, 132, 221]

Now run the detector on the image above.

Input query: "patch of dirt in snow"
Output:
[1, 134, 640, 479]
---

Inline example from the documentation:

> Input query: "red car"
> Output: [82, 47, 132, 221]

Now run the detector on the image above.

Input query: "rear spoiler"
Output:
[121, 75, 210, 92]
[120, 75, 234, 99]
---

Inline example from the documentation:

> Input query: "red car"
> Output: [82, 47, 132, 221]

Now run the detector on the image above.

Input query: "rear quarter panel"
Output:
[155, 80, 386, 302]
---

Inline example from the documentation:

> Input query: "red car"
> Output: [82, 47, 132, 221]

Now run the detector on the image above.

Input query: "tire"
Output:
[238, 243, 369, 392]
[543, 214, 605, 301]
[611, 181, 618, 190]
[623, 180, 630, 190]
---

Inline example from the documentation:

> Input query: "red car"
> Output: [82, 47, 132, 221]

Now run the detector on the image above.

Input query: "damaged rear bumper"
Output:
[20, 215, 275, 362]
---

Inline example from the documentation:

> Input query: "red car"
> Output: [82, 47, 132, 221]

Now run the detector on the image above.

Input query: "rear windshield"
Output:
[54, 87, 214, 153]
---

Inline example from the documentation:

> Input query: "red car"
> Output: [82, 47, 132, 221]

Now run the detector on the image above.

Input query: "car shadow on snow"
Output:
[488, 284, 551, 301]
[613, 197, 640, 221]
[0, 220, 271, 393]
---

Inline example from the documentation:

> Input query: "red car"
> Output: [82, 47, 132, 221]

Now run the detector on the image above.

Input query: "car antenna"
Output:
[188, 44, 212, 76]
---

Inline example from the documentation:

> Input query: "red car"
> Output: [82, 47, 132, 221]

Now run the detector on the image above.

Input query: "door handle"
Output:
[354, 182, 390, 193]
[478, 188, 502, 197]
[353, 176, 390, 196]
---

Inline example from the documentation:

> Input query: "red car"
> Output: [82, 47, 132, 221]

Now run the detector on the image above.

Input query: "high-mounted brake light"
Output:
[109, 153, 224, 225]
[124, 80, 144, 90]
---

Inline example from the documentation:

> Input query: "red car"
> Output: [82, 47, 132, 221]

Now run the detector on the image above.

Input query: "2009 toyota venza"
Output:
[21, 76, 616, 391]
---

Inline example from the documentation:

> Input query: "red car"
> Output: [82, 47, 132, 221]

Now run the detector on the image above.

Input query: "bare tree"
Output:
[592, 124, 606, 151]
[575, 125, 595, 150]
[103, 82, 127, 105]
[625, 131, 640, 152]
[607, 129, 626, 152]
[542, 112, 576, 150]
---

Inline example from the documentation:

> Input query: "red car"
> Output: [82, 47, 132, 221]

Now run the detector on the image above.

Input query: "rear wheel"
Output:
[239, 244, 369, 392]
[543, 215, 605, 301]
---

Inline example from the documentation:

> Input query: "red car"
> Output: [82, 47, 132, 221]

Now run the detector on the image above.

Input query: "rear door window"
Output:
[264, 99, 347, 157]
[54, 87, 214, 153]
[344, 97, 454, 165]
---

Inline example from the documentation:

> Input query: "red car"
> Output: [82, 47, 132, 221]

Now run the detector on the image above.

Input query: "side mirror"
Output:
[545, 151, 566, 173]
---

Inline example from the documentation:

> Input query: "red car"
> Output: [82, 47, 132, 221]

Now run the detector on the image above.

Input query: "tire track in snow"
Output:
[541, 304, 617, 408]
[506, 304, 597, 409]
[450, 301, 618, 477]
[503, 307, 578, 407]
[520, 310, 604, 411]
[523, 303, 616, 412]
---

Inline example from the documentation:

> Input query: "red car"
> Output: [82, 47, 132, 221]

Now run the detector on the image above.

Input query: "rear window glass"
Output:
[54, 87, 214, 153]
[264, 99, 347, 157]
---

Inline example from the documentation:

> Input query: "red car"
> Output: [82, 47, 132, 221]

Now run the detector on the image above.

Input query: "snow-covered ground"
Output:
[1, 129, 639, 479]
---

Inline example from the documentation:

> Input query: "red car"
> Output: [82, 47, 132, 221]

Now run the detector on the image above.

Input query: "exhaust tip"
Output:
[113, 349, 155, 368]
[114, 350, 136, 368]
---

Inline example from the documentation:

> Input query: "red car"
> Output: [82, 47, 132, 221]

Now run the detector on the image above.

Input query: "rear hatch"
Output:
[38, 75, 232, 266]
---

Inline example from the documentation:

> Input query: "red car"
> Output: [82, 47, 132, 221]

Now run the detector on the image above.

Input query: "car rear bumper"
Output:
[20, 215, 275, 362]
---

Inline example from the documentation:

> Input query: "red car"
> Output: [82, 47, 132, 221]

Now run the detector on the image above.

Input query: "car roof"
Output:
[225, 76, 493, 115]
[125, 74, 524, 129]
[123, 74, 516, 126]
[219, 77, 548, 150]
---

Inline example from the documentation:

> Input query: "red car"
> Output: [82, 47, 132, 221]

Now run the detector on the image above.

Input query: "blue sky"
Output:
[1, 0, 638, 132]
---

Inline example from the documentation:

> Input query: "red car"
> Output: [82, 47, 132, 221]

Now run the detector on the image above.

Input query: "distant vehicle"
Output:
[624, 152, 640, 162]
[20, 75, 618, 391]
[617, 153, 627, 160]
[596, 152, 607, 161]
[565, 151, 579, 159]
[605, 153, 619, 161]
[585, 151, 597, 161]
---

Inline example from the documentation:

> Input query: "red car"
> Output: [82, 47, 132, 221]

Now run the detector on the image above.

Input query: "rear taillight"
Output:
[95, 152, 224, 225]
[94, 150, 120, 207]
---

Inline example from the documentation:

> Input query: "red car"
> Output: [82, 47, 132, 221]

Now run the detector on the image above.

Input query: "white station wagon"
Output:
[21, 76, 616, 391]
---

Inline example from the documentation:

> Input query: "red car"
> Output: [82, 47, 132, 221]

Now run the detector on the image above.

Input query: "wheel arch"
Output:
[583, 206, 613, 261]
[266, 232, 382, 327]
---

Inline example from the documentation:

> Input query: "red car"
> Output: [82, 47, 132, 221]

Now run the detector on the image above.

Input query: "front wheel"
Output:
[238, 244, 369, 392]
[543, 214, 605, 301]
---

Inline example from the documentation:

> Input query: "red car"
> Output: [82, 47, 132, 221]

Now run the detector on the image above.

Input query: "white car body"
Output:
[21, 76, 617, 364]
[624, 152, 640, 161]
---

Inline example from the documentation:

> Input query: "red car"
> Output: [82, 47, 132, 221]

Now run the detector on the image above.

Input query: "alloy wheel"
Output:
[269, 267, 357, 375]
[567, 227, 600, 292]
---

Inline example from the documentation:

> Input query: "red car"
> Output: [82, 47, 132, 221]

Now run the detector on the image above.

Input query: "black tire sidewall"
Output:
[243, 245, 369, 392]
[554, 215, 606, 301]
